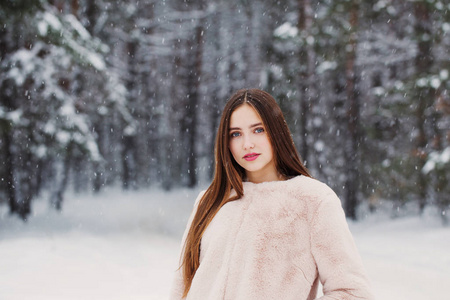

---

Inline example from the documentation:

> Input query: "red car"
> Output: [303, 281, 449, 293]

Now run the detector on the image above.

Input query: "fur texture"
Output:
[170, 176, 374, 299]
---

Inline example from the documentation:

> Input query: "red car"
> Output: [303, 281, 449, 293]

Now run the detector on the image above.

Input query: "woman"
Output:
[170, 89, 374, 299]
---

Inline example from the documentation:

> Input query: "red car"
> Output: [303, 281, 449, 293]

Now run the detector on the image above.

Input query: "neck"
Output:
[245, 171, 284, 184]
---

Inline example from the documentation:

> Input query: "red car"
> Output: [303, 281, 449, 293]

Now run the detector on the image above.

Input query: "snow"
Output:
[86, 140, 102, 162]
[394, 80, 404, 90]
[56, 131, 71, 145]
[43, 12, 62, 31]
[35, 10, 107, 71]
[274, 22, 298, 39]
[64, 37, 106, 71]
[372, 87, 385, 96]
[6, 109, 23, 125]
[351, 207, 450, 298]
[1, 188, 449, 300]
[65, 14, 91, 40]
[316, 61, 337, 74]
[373, 1, 388, 11]
[416, 77, 428, 87]
[35, 145, 47, 158]
[430, 77, 441, 89]
[443, 22, 450, 33]
[124, 125, 137, 136]
[7, 49, 34, 86]
[314, 140, 325, 152]
[44, 121, 56, 134]
[37, 20, 48, 36]
[423, 147, 450, 174]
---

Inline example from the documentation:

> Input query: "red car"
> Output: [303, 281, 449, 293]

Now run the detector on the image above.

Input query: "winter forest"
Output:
[1, 0, 450, 299]
[1, 0, 449, 221]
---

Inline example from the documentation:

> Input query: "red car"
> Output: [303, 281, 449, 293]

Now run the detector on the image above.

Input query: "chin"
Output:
[244, 166, 263, 173]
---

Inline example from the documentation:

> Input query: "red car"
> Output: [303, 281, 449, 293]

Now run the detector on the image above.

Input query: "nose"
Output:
[243, 135, 255, 150]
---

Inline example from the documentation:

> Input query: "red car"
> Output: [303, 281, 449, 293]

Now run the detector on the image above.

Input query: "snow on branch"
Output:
[423, 147, 450, 174]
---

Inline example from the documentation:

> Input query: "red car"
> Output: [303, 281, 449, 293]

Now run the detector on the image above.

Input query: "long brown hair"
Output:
[180, 88, 311, 297]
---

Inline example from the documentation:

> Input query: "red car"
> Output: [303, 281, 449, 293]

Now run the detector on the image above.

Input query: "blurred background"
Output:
[0, 1, 449, 299]
[1, 0, 449, 221]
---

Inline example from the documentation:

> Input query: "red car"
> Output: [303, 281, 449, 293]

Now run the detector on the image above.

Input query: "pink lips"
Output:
[243, 153, 260, 161]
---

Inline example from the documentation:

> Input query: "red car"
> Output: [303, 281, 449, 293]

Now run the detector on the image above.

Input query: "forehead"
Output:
[229, 104, 262, 128]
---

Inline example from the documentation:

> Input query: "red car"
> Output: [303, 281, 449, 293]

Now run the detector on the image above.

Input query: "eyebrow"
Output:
[229, 122, 263, 131]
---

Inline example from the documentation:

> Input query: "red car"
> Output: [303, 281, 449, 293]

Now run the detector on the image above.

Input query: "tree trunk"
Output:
[297, 0, 310, 164]
[15, 138, 34, 220]
[0, 21, 17, 216]
[4, 131, 18, 215]
[121, 40, 138, 189]
[85, 1, 98, 34]
[122, 135, 135, 189]
[414, 1, 433, 214]
[245, 2, 262, 86]
[91, 118, 107, 192]
[51, 146, 72, 211]
[344, 0, 360, 220]
[432, 122, 448, 225]
[185, 1, 205, 188]
[71, 0, 79, 17]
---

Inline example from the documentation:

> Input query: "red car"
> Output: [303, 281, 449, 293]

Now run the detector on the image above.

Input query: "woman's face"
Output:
[228, 104, 279, 183]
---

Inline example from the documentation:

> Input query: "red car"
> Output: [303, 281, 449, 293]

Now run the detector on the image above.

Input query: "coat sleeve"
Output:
[169, 190, 205, 300]
[310, 190, 374, 300]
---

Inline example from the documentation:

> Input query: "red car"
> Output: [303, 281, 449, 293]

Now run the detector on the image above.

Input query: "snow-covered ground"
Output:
[1, 187, 449, 300]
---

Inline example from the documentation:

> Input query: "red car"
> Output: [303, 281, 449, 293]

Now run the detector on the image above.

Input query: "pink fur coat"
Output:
[170, 175, 374, 299]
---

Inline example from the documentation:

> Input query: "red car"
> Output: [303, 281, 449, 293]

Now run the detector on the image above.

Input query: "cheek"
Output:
[259, 135, 272, 148]
[228, 140, 240, 158]
[262, 136, 274, 156]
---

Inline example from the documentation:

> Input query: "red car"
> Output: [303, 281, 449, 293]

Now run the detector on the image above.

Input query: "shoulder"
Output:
[191, 189, 206, 212]
[195, 190, 206, 204]
[287, 175, 338, 200]
[285, 176, 342, 215]
[186, 190, 206, 217]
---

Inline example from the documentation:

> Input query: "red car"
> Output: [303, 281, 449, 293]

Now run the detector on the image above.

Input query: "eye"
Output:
[230, 131, 241, 138]
[254, 127, 265, 134]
